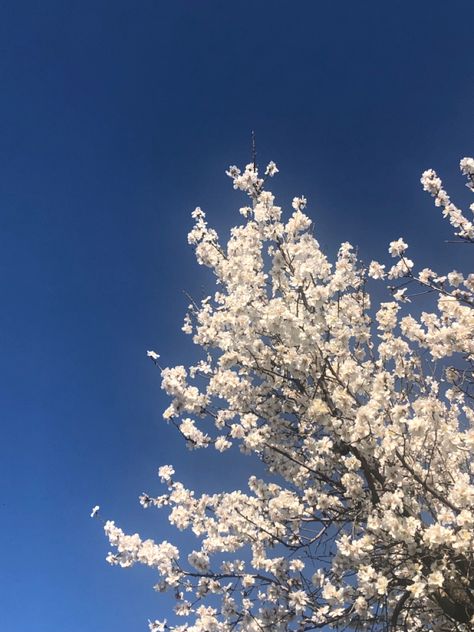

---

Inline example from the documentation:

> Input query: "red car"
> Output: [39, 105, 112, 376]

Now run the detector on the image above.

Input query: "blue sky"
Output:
[1, 1, 473, 630]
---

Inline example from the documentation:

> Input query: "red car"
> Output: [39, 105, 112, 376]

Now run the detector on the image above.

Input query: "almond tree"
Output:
[99, 157, 474, 631]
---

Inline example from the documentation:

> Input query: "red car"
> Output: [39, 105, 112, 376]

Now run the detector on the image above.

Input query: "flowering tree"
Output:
[100, 156, 474, 631]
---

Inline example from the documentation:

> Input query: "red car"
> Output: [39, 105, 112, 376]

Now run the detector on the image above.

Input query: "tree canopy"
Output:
[100, 157, 474, 631]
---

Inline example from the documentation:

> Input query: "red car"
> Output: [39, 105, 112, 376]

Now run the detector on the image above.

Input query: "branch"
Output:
[395, 450, 460, 513]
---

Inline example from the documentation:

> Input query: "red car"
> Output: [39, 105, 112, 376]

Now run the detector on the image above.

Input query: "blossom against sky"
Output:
[104, 158, 474, 630]
[0, 1, 473, 631]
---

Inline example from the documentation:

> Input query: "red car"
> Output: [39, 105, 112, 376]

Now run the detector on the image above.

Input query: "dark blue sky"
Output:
[1, 1, 473, 630]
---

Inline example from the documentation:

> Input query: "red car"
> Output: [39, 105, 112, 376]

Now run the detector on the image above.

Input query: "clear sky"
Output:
[1, 1, 473, 630]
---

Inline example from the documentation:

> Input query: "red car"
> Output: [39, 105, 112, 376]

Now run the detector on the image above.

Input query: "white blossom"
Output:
[447, 270, 464, 286]
[148, 620, 167, 632]
[158, 465, 175, 483]
[291, 195, 307, 211]
[265, 161, 279, 177]
[368, 260, 385, 279]
[388, 237, 408, 257]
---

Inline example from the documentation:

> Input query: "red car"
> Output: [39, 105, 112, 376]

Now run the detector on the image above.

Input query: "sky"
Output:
[1, 1, 473, 630]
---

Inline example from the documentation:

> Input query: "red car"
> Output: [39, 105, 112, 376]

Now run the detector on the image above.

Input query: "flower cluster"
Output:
[103, 158, 474, 631]
[421, 160, 474, 242]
